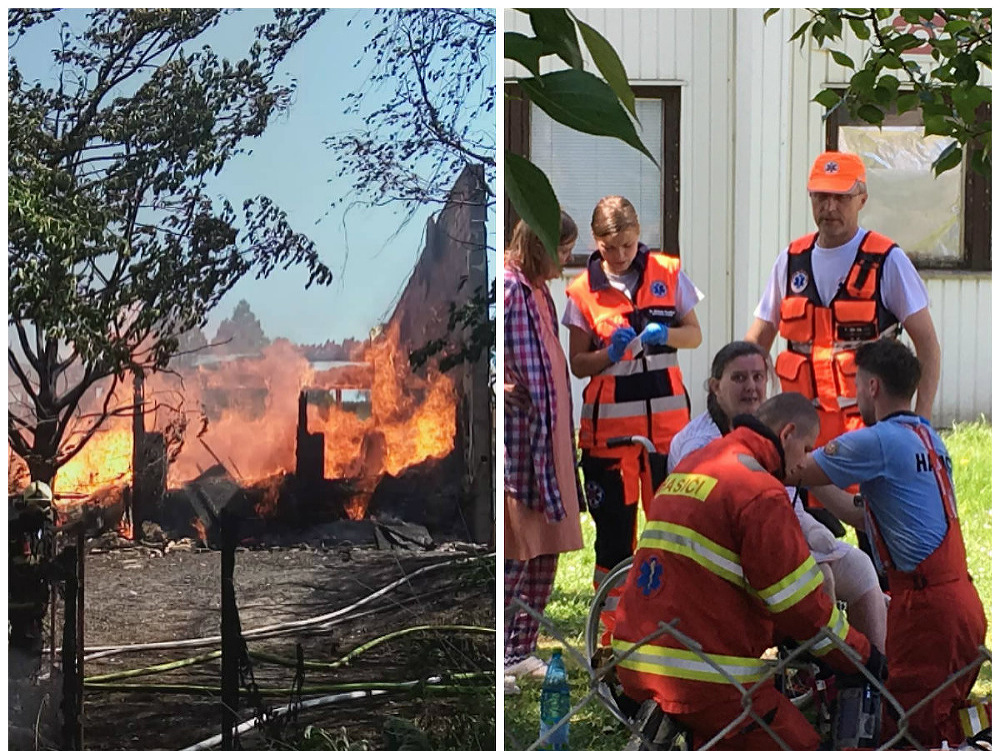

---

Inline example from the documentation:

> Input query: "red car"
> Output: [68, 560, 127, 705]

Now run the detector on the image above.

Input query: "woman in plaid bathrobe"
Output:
[503, 214, 584, 690]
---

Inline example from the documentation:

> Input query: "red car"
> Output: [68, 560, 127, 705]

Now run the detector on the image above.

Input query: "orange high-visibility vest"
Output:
[566, 247, 690, 454]
[775, 230, 901, 442]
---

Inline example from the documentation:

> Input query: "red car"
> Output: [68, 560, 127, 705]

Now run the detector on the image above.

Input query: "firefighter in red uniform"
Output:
[789, 339, 987, 748]
[562, 195, 703, 643]
[613, 392, 883, 751]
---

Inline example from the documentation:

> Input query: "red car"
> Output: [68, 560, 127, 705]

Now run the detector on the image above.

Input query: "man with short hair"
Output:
[746, 150, 940, 445]
[789, 338, 987, 748]
[613, 392, 880, 751]
[747, 149, 942, 582]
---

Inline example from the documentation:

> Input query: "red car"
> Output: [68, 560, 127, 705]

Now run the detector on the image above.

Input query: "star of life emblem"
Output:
[790, 270, 809, 294]
[825, 161, 839, 173]
[650, 280, 668, 298]
[637, 555, 663, 597]
[585, 479, 605, 511]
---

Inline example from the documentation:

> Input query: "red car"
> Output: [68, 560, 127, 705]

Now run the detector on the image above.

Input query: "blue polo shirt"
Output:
[812, 412, 951, 572]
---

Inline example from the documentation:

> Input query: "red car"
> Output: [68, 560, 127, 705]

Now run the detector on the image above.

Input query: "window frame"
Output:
[824, 97, 991, 272]
[503, 83, 681, 267]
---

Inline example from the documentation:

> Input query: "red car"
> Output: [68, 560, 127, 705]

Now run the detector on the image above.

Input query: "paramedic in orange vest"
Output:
[746, 150, 941, 568]
[613, 392, 882, 751]
[563, 195, 703, 643]
[745, 150, 941, 448]
[789, 338, 986, 749]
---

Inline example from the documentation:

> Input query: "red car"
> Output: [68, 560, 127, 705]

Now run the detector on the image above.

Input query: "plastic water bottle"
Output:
[539, 649, 570, 750]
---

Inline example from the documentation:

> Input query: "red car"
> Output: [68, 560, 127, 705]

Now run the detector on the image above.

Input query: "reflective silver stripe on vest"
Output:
[581, 394, 689, 421]
[612, 639, 772, 685]
[640, 522, 745, 588]
[810, 605, 851, 656]
[787, 326, 899, 358]
[604, 352, 679, 377]
[809, 395, 857, 410]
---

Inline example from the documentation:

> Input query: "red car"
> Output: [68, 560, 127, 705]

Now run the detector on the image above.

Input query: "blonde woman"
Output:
[563, 195, 703, 644]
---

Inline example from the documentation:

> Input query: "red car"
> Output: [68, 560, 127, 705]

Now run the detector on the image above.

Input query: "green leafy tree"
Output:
[8, 9, 332, 485]
[504, 9, 657, 255]
[767, 8, 991, 175]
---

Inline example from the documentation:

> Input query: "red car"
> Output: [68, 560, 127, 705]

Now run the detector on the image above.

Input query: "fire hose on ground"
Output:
[72, 554, 496, 749]
[83, 554, 493, 661]
[83, 624, 494, 683]
[174, 682, 486, 751]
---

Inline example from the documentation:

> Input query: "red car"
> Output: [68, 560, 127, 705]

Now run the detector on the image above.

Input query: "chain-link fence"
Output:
[504, 590, 991, 751]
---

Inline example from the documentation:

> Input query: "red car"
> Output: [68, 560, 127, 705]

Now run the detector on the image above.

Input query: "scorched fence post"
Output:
[220, 509, 239, 751]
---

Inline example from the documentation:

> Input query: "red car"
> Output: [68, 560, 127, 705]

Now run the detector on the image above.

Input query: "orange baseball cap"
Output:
[807, 151, 867, 193]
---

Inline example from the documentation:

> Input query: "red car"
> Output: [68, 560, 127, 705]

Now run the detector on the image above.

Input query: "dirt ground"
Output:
[27, 538, 495, 751]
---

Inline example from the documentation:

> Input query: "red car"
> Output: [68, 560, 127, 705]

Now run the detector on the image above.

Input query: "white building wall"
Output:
[506, 8, 991, 427]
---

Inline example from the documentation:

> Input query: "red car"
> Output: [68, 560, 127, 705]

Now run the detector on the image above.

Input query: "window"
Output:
[825, 101, 991, 272]
[504, 84, 680, 263]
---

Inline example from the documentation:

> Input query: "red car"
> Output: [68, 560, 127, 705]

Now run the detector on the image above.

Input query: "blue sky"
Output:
[13, 9, 496, 345]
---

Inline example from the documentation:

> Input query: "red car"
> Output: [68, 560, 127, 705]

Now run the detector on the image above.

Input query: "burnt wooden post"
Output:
[60, 537, 84, 751]
[220, 509, 239, 751]
[460, 164, 493, 545]
[75, 538, 85, 751]
[295, 390, 325, 490]
[129, 369, 144, 540]
[134, 432, 167, 538]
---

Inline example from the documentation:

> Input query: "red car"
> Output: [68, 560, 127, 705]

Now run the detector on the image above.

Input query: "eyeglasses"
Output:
[809, 190, 864, 203]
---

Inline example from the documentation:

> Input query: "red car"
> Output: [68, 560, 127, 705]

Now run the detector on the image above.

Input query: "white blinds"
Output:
[529, 98, 665, 255]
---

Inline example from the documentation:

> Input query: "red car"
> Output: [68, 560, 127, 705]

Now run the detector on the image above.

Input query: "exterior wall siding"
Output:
[505, 8, 990, 427]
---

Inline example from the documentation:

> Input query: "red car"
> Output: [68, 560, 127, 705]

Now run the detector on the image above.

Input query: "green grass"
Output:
[504, 419, 992, 751]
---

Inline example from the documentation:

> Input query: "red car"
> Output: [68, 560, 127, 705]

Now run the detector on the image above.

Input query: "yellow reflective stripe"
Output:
[640, 522, 745, 587]
[811, 606, 851, 656]
[757, 557, 823, 613]
[612, 638, 771, 685]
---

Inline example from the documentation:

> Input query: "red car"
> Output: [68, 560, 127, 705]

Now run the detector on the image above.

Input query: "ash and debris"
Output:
[11, 521, 494, 751]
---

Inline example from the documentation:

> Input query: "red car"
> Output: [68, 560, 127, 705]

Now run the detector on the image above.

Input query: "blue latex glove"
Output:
[607, 326, 637, 363]
[640, 323, 669, 347]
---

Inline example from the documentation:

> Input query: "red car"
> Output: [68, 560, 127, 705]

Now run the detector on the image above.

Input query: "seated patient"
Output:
[667, 341, 886, 651]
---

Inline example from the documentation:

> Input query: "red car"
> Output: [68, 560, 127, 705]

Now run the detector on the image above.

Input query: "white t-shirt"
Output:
[666, 410, 846, 564]
[562, 266, 704, 341]
[753, 228, 929, 326]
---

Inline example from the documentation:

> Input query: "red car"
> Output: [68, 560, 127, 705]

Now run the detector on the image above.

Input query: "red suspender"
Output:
[902, 421, 958, 520]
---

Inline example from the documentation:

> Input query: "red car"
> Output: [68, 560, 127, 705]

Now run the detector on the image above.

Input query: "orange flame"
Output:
[55, 429, 132, 495]
[191, 517, 208, 544]
[344, 495, 368, 521]
[253, 475, 283, 517]
[24, 329, 457, 523]
[117, 515, 134, 541]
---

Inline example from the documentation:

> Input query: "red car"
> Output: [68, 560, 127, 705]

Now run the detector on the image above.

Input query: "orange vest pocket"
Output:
[832, 299, 877, 341]
[778, 296, 814, 343]
[845, 261, 878, 298]
[593, 310, 633, 343]
[833, 350, 859, 398]
[775, 350, 816, 401]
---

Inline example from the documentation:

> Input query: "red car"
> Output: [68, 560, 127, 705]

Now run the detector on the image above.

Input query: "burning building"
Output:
[11, 165, 493, 546]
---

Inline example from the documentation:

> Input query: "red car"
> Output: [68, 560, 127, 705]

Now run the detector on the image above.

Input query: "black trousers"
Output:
[580, 451, 638, 574]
